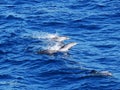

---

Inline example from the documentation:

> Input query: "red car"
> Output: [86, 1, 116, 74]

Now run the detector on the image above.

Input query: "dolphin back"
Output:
[37, 50, 57, 55]
[59, 42, 77, 52]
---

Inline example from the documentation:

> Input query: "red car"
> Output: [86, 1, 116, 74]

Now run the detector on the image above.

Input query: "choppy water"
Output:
[0, 0, 120, 90]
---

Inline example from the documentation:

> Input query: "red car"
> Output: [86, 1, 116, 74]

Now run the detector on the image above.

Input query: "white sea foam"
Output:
[31, 31, 58, 39]
[22, 31, 59, 39]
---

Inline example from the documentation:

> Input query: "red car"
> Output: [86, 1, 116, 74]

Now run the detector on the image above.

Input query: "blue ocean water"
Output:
[0, 0, 120, 90]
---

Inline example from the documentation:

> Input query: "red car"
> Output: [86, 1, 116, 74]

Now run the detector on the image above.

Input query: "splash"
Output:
[22, 31, 64, 51]
[22, 31, 59, 40]
[31, 31, 59, 39]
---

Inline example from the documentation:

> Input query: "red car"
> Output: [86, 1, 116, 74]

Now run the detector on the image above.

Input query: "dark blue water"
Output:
[0, 0, 120, 90]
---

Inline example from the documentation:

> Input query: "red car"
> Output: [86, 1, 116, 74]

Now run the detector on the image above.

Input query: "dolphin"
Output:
[47, 34, 69, 42]
[37, 50, 58, 55]
[90, 70, 112, 76]
[59, 42, 77, 52]
[51, 36, 70, 42]
[37, 42, 77, 55]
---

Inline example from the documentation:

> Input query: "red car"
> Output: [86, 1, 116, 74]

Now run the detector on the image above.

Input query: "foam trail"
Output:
[22, 31, 59, 40]
[31, 31, 59, 39]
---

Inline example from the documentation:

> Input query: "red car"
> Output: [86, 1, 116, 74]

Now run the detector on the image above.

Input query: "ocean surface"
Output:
[0, 0, 120, 90]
